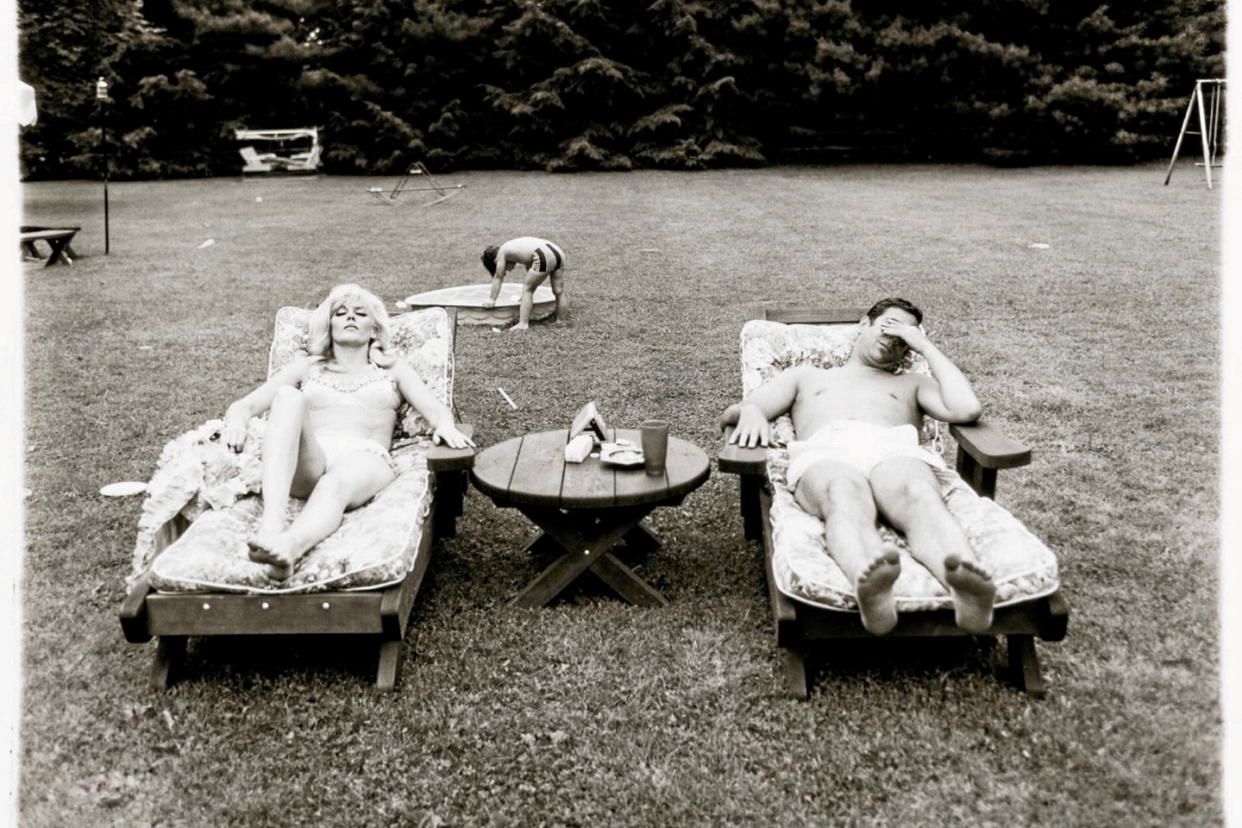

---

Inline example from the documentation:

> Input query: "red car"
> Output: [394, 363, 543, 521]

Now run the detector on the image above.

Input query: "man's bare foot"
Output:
[856, 547, 901, 635]
[247, 534, 296, 580]
[510, 323, 529, 331]
[944, 554, 995, 633]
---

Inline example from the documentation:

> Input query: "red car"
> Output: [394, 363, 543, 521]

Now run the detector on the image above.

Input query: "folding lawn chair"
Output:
[719, 307, 1068, 698]
[119, 306, 475, 691]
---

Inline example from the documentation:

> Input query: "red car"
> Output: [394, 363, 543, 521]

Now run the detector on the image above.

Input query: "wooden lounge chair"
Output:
[719, 307, 1068, 698]
[119, 306, 475, 691]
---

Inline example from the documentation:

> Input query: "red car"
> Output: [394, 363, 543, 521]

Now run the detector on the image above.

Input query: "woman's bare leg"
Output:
[253, 454, 395, 579]
[248, 386, 324, 556]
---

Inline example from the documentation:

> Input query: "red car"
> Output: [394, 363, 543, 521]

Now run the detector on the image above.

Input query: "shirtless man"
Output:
[480, 236, 568, 330]
[720, 298, 995, 635]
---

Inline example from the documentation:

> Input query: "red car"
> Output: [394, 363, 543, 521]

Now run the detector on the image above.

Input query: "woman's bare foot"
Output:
[246, 528, 282, 563]
[944, 554, 996, 633]
[856, 547, 901, 635]
[244, 531, 274, 563]
[247, 533, 297, 580]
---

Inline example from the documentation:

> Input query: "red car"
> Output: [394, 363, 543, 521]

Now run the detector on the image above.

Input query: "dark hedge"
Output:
[18, 0, 1225, 179]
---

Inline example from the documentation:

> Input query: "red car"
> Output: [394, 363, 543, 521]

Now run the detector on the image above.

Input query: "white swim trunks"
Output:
[786, 421, 944, 490]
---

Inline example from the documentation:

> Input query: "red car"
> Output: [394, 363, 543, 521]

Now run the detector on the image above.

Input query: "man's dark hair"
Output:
[865, 297, 923, 325]
[481, 245, 500, 276]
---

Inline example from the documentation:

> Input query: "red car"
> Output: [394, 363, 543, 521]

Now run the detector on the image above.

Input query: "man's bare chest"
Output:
[792, 368, 921, 426]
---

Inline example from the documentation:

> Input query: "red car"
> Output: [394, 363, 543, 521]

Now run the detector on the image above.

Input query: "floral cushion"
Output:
[146, 446, 431, 594]
[739, 318, 1059, 613]
[268, 305, 454, 441]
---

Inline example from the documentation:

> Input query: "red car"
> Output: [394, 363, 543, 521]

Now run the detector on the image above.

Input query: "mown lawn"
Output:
[21, 165, 1220, 826]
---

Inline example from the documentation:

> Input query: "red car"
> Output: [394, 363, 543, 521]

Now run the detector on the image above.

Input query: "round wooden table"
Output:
[470, 429, 711, 606]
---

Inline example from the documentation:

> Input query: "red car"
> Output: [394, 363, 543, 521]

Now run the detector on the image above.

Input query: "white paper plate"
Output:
[600, 444, 644, 467]
[99, 481, 148, 497]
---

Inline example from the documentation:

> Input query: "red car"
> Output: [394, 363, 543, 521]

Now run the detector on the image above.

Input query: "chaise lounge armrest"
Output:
[718, 425, 769, 476]
[950, 420, 1031, 470]
[718, 425, 769, 540]
[426, 424, 476, 472]
[950, 420, 1030, 499]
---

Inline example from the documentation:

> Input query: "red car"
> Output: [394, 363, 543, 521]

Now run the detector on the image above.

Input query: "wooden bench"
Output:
[20, 226, 80, 267]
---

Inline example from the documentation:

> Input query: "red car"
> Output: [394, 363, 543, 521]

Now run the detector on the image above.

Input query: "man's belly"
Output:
[793, 410, 919, 442]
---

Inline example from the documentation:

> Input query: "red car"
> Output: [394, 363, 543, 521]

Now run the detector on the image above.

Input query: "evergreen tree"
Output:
[16, 0, 1228, 176]
[18, 0, 159, 177]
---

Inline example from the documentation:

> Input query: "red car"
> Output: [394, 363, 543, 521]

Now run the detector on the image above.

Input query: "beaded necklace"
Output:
[306, 361, 394, 393]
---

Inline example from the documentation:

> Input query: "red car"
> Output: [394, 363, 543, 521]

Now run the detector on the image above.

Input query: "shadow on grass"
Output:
[805, 636, 999, 692]
[180, 634, 392, 690]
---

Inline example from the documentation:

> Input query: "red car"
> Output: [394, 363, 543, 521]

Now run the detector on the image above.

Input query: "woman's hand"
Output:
[727, 403, 771, 448]
[432, 422, 476, 449]
[224, 403, 249, 453]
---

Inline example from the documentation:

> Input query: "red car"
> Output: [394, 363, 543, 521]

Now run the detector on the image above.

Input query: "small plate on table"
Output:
[600, 442, 645, 468]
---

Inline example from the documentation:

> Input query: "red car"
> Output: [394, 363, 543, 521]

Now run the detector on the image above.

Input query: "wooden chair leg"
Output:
[740, 476, 763, 541]
[779, 647, 811, 700]
[1006, 634, 1046, 698]
[434, 471, 465, 538]
[376, 639, 402, 692]
[150, 636, 187, 690]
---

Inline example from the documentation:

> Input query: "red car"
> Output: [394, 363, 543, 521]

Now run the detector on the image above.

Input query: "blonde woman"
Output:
[224, 284, 473, 578]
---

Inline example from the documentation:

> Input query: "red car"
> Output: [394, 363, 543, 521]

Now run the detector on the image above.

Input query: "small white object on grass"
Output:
[497, 387, 518, 409]
[1028, 242, 1050, 250]
[100, 481, 148, 497]
[198, 238, 215, 249]
[395, 300, 409, 311]
[255, 196, 263, 203]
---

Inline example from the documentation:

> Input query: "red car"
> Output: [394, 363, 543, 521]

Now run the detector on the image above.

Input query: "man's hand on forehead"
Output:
[878, 318, 931, 352]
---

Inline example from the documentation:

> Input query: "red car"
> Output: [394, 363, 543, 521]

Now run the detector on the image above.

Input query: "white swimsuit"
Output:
[301, 363, 400, 472]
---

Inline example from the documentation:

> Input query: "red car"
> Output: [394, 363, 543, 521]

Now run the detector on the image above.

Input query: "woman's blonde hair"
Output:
[307, 284, 394, 367]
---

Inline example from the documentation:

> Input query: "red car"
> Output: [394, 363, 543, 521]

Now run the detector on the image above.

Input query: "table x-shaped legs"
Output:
[510, 504, 667, 607]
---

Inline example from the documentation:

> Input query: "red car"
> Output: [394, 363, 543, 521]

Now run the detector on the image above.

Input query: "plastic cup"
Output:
[640, 420, 669, 476]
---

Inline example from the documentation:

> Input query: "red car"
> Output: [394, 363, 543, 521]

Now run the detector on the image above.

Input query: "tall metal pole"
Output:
[96, 77, 110, 254]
